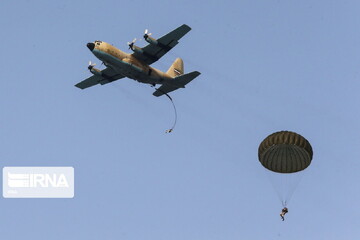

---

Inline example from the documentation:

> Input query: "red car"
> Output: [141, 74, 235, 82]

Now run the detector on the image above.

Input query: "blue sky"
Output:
[1, 0, 360, 239]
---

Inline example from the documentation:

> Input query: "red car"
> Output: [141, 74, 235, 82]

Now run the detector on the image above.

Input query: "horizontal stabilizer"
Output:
[153, 71, 200, 97]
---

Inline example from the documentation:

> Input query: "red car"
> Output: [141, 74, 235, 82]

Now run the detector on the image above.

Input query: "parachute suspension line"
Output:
[266, 171, 303, 208]
[283, 171, 305, 206]
[154, 87, 178, 133]
[266, 171, 285, 206]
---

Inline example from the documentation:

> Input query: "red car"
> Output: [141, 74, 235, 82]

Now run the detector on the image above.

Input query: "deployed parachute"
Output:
[258, 131, 313, 207]
[258, 131, 313, 173]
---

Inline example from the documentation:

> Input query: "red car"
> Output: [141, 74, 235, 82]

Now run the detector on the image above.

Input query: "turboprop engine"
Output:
[88, 61, 102, 76]
[143, 29, 158, 45]
[127, 38, 144, 54]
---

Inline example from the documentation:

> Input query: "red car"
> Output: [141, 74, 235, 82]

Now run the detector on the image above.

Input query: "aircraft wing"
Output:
[132, 24, 191, 65]
[153, 71, 200, 97]
[75, 67, 125, 89]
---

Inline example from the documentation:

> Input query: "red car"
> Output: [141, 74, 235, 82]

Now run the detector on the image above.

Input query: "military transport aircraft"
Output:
[75, 24, 201, 97]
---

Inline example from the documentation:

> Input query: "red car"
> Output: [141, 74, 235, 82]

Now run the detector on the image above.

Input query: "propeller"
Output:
[88, 61, 96, 70]
[127, 38, 137, 50]
[144, 29, 152, 40]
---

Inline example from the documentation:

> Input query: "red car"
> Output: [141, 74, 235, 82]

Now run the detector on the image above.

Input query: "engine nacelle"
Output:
[131, 45, 143, 54]
[144, 35, 158, 45]
[89, 67, 102, 76]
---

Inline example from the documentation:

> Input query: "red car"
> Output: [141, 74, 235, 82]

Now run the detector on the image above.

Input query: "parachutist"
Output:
[280, 207, 288, 221]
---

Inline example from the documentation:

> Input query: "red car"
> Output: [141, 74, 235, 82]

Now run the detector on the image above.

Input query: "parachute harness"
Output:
[154, 87, 178, 133]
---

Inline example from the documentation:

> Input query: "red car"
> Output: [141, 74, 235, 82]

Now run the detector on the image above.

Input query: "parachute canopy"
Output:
[258, 131, 313, 173]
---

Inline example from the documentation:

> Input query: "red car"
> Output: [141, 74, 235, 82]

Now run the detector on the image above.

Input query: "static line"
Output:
[154, 87, 178, 133]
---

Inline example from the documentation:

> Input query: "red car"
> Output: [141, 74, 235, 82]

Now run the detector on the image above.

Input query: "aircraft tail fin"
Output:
[166, 58, 184, 78]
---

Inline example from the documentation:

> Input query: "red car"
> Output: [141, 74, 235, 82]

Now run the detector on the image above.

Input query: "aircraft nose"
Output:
[87, 42, 95, 51]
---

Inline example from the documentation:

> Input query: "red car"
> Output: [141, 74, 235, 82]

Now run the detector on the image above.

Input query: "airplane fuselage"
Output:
[88, 41, 171, 85]
[76, 24, 199, 96]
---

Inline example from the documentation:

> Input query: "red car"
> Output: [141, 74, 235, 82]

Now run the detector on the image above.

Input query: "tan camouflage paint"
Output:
[94, 41, 173, 80]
